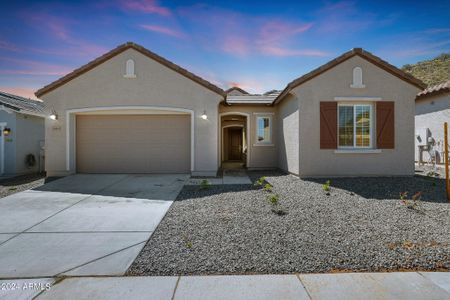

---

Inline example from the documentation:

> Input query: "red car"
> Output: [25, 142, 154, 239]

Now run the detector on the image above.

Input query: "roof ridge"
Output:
[35, 42, 225, 98]
[273, 47, 426, 105]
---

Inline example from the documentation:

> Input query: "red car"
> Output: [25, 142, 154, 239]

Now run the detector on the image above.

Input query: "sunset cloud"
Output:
[120, 0, 171, 16]
[260, 46, 330, 57]
[0, 57, 72, 76]
[140, 25, 185, 38]
[0, 87, 40, 100]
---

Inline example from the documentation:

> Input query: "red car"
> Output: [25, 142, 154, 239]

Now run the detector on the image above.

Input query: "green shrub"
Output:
[254, 176, 266, 186]
[263, 183, 273, 192]
[200, 179, 211, 190]
[322, 180, 331, 192]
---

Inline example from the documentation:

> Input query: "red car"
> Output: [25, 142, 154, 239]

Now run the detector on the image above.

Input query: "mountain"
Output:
[402, 53, 450, 87]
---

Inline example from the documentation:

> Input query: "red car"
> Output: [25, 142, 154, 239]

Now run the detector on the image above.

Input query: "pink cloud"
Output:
[221, 36, 250, 56]
[140, 24, 185, 38]
[261, 46, 330, 57]
[0, 87, 40, 100]
[259, 21, 312, 44]
[120, 0, 171, 16]
[0, 57, 72, 76]
[0, 40, 21, 52]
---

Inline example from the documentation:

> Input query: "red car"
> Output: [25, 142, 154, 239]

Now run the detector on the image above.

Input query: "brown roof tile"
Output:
[416, 80, 450, 99]
[35, 42, 225, 98]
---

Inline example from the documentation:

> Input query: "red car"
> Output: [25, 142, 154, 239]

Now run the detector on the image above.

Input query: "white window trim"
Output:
[337, 103, 374, 150]
[254, 115, 272, 145]
[335, 149, 381, 154]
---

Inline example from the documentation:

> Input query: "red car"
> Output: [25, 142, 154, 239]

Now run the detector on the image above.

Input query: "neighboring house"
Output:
[0, 91, 46, 176]
[36, 42, 424, 177]
[415, 81, 450, 164]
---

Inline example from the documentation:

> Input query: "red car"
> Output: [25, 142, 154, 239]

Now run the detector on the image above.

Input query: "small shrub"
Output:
[322, 180, 331, 194]
[182, 235, 193, 249]
[267, 193, 279, 206]
[254, 176, 266, 187]
[263, 183, 273, 192]
[400, 191, 422, 211]
[199, 179, 211, 190]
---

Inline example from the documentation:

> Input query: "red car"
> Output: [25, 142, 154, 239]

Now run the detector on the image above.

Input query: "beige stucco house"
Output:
[36, 42, 425, 177]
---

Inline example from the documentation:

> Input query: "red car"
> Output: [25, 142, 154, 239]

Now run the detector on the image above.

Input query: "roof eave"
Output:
[35, 42, 225, 98]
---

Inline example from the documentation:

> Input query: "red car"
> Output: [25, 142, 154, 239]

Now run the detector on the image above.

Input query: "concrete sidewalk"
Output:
[1, 272, 449, 300]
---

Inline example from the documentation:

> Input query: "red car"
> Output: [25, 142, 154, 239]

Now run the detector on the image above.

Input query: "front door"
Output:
[228, 128, 242, 161]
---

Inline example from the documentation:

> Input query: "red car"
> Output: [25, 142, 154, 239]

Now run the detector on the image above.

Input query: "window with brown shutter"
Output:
[320, 102, 337, 149]
[376, 101, 395, 149]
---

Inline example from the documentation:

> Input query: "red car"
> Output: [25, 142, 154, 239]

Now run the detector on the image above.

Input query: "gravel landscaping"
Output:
[128, 171, 450, 276]
[0, 173, 47, 198]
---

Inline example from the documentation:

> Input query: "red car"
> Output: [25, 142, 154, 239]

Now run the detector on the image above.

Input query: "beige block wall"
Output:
[292, 55, 420, 177]
[219, 105, 277, 169]
[41, 48, 222, 176]
[276, 94, 299, 175]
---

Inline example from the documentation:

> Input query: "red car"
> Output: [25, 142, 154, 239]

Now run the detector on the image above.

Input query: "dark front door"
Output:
[228, 128, 243, 161]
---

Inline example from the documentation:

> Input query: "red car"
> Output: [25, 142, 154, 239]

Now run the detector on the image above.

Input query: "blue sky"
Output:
[0, 0, 449, 98]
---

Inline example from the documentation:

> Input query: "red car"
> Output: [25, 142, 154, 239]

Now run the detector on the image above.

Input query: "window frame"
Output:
[255, 115, 272, 145]
[337, 103, 374, 149]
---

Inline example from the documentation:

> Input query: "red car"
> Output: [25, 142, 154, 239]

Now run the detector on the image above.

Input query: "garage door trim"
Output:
[65, 106, 195, 172]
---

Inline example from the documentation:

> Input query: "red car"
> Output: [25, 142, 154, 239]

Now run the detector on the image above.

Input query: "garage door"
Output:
[76, 114, 190, 173]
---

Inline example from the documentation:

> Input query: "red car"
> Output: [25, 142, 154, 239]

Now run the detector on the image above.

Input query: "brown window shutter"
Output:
[376, 101, 395, 149]
[320, 102, 337, 149]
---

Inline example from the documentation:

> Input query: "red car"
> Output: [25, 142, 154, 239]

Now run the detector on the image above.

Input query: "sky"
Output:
[0, 0, 449, 99]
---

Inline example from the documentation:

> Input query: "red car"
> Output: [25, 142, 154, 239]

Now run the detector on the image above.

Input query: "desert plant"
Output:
[322, 180, 331, 195]
[199, 179, 211, 190]
[182, 235, 193, 249]
[267, 193, 279, 206]
[263, 183, 273, 192]
[400, 191, 422, 211]
[254, 176, 266, 186]
[267, 194, 286, 215]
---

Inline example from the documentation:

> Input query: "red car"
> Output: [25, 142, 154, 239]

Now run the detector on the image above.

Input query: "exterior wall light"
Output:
[49, 110, 58, 120]
[201, 110, 208, 120]
[3, 127, 11, 136]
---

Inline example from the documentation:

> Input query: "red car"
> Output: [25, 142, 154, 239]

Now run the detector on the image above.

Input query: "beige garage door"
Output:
[76, 114, 190, 173]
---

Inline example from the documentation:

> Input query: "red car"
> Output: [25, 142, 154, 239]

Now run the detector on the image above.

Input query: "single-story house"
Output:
[0, 91, 46, 176]
[415, 81, 450, 164]
[36, 42, 425, 177]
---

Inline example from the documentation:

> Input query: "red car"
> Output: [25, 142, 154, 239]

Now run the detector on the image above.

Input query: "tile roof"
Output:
[0, 91, 46, 115]
[274, 48, 426, 105]
[416, 80, 450, 99]
[35, 42, 225, 98]
[226, 90, 281, 104]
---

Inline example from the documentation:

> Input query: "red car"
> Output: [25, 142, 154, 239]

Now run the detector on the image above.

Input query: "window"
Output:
[350, 67, 365, 88]
[124, 59, 136, 78]
[256, 116, 271, 144]
[338, 104, 372, 148]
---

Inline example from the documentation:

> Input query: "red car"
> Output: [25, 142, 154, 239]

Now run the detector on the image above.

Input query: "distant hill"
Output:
[402, 53, 450, 87]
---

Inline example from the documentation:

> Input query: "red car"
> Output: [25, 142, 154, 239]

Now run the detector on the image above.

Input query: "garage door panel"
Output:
[76, 114, 190, 173]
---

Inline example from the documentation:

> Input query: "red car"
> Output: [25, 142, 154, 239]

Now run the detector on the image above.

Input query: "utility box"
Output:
[416, 128, 430, 146]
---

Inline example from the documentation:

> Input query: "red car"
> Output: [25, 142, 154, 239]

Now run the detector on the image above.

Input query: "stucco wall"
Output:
[276, 94, 299, 175]
[292, 55, 420, 177]
[40, 48, 222, 176]
[0, 110, 16, 175]
[415, 93, 450, 163]
[15, 114, 45, 174]
[219, 105, 277, 169]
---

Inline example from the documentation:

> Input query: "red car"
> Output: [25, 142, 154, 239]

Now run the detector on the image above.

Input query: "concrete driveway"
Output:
[0, 174, 188, 278]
